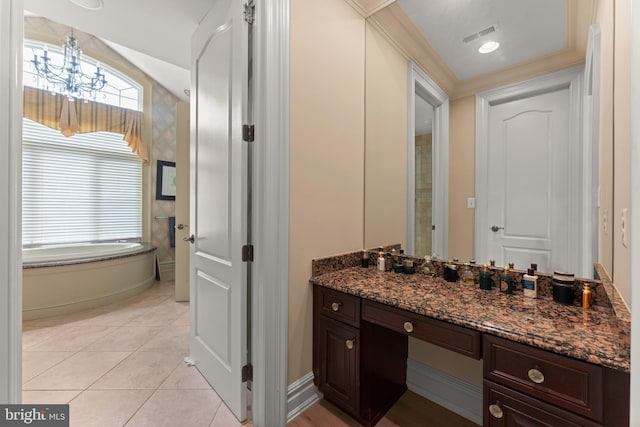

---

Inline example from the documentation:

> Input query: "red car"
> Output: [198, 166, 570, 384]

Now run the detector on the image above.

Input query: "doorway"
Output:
[406, 62, 449, 259]
[475, 66, 593, 276]
[413, 95, 434, 257]
[3, 1, 290, 425]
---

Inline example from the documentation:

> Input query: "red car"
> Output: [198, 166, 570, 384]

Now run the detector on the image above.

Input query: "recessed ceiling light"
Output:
[69, 0, 104, 10]
[478, 41, 500, 54]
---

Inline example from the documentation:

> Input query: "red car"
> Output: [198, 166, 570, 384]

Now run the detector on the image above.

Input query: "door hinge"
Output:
[243, 124, 254, 142]
[242, 363, 253, 382]
[243, 2, 255, 25]
[242, 244, 254, 262]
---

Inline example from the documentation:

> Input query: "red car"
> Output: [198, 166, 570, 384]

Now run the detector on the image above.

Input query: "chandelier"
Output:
[31, 32, 107, 101]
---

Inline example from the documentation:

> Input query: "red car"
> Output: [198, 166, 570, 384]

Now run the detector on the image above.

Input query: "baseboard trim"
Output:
[287, 372, 321, 423]
[406, 358, 483, 425]
[158, 260, 175, 274]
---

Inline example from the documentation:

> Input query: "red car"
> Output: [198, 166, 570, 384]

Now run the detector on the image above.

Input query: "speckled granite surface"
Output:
[311, 266, 630, 373]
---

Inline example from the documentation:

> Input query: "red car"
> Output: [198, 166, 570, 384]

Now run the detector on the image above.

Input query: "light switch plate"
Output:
[467, 197, 476, 209]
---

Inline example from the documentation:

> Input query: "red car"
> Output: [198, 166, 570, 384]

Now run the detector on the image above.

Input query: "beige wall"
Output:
[612, 0, 632, 305]
[593, 0, 631, 307]
[363, 22, 408, 249]
[289, 0, 366, 382]
[288, 0, 634, 387]
[597, 0, 615, 277]
[448, 96, 476, 262]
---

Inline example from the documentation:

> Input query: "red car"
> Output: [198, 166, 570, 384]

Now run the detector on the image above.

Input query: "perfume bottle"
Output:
[499, 266, 514, 294]
[361, 250, 370, 268]
[460, 263, 475, 286]
[479, 264, 492, 290]
[582, 283, 593, 308]
[522, 268, 538, 298]
[377, 252, 385, 271]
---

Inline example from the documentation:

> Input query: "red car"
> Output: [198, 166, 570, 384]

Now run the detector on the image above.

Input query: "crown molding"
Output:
[344, 0, 396, 18]
[365, 0, 598, 99]
[367, 2, 458, 95]
[452, 49, 584, 99]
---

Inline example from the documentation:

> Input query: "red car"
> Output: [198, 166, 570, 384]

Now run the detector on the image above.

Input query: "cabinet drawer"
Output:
[484, 380, 601, 427]
[316, 286, 360, 327]
[361, 300, 480, 359]
[483, 334, 603, 422]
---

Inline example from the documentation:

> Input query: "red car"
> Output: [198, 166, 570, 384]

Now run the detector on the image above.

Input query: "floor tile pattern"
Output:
[22, 278, 249, 427]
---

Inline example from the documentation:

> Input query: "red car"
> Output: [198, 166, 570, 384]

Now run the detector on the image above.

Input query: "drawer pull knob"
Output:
[331, 302, 341, 312]
[345, 339, 355, 350]
[489, 403, 503, 419]
[403, 321, 414, 333]
[528, 368, 545, 384]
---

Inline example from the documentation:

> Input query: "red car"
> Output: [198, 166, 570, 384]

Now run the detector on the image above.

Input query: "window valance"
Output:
[23, 86, 147, 163]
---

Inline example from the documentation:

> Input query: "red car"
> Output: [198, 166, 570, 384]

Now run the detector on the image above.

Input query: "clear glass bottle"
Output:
[460, 263, 475, 286]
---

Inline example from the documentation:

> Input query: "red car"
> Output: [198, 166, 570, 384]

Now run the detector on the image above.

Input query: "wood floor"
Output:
[288, 391, 480, 427]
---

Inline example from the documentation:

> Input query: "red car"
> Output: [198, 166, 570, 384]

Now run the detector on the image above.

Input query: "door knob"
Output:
[490, 225, 505, 232]
[175, 223, 188, 230]
[183, 234, 195, 243]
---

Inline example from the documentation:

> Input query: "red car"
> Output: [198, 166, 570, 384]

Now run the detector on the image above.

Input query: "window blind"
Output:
[22, 118, 142, 247]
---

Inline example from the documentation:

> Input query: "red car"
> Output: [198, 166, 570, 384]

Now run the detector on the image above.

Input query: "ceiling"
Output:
[23, 0, 593, 103]
[396, 0, 567, 81]
[23, 0, 212, 102]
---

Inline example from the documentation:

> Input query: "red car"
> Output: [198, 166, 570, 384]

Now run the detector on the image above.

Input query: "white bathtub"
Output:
[23, 242, 157, 320]
[23, 242, 146, 264]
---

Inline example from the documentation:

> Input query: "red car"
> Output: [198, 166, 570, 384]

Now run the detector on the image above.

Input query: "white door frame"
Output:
[0, 0, 290, 425]
[630, 2, 640, 422]
[406, 61, 449, 259]
[0, 0, 23, 404]
[583, 24, 601, 280]
[475, 66, 589, 276]
[251, 1, 289, 424]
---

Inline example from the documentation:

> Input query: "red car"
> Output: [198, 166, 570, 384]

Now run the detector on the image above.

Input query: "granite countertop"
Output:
[311, 266, 630, 373]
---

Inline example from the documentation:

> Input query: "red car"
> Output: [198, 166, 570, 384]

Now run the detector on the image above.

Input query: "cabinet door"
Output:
[484, 381, 601, 427]
[318, 315, 360, 417]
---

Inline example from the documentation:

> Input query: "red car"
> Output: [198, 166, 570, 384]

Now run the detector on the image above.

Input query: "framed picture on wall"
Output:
[156, 160, 176, 200]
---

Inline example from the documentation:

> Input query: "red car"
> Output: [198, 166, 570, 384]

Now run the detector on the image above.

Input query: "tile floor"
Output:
[22, 277, 249, 427]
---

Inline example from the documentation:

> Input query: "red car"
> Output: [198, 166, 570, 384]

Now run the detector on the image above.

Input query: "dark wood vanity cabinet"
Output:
[313, 286, 408, 426]
[313, 285, 629, 427]
[483, 334, 629, 427]
[317, 315, 361, 416]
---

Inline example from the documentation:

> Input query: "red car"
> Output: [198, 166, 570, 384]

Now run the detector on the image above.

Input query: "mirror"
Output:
[413, 94, 434, 258]
[363, 0, 610, 278]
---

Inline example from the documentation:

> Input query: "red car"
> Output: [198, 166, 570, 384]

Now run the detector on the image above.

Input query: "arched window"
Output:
[22, 39, 144, 248]
[23, 39, 142, 111]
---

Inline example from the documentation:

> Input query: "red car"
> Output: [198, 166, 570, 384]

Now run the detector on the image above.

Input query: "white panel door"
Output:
[486, 89, 570, 272]
[189, 0, 248, 420]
